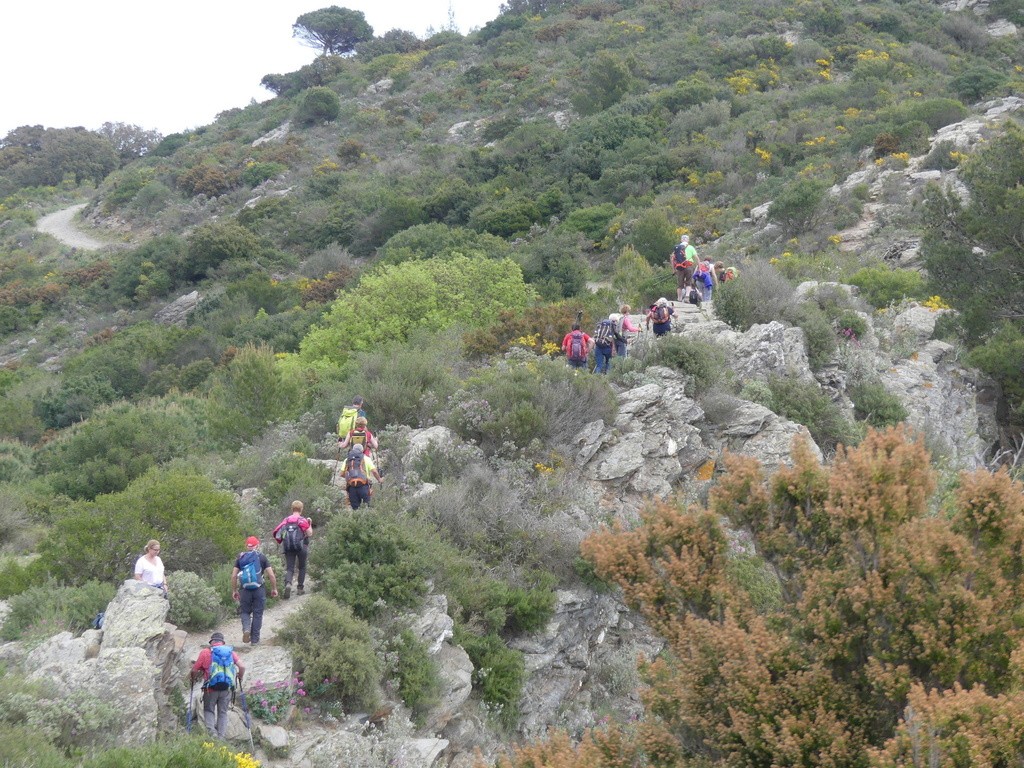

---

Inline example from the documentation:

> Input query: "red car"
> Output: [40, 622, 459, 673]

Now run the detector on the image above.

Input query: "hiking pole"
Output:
[186, 679, 195, 733]
[239, 688, 256, 754]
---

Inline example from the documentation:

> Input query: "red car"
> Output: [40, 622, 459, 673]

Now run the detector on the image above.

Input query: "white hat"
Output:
[657, 297, 668, 306]
[609, 313, 622, 322]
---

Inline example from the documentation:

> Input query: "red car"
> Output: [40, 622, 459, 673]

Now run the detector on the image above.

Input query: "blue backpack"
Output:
[207, 645, 237, 690]
[238, 551, 262, 590]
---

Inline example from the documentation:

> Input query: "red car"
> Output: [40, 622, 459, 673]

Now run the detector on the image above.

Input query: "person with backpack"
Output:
[561, 323, 593, 371]
[343, 444, 382, 510]
[336, 396, 366, 443]
[670, 234, 698, 302]
[614, 305, 642, 358]
[231, 536, 278, 645]
[189, 631, 245, 740]
[338, 416, 379, 457]
[272, 500, 312, 599]
[134, 539, 167, 596]
[646, 297, 675, 337]
[592, 315, 616, 374]
[697, 261, 715, 303]
[686, 283, 703, 307]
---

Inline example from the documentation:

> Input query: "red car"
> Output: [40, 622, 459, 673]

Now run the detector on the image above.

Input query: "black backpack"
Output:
[687, 286, 703, 306]
[282, 521, 304, 553]
[593, 319, 614, 347]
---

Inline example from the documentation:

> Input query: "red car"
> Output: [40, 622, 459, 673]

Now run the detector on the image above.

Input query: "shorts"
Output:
[676, 267, 694, 288]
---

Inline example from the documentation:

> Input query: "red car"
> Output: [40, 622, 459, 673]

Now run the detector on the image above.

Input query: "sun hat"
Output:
[210, 632, 225, 644]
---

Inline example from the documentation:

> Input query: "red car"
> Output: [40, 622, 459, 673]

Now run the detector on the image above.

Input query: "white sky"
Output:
[0, 1, 504, 138]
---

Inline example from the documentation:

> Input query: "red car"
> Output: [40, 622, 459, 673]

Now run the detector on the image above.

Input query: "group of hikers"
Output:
[670, 233, 738, 305]
[561, 234, 738, 373]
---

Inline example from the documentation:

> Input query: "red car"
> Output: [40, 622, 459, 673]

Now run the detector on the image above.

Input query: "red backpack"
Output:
[567, 330, 587, 362]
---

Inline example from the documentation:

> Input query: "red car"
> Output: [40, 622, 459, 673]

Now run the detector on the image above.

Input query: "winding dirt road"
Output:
[36, 203, 106, 250]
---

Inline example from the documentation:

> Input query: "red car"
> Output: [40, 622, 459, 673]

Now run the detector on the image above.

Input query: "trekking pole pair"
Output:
[238, 688, 256, 754]
[186, 679, 196, 733]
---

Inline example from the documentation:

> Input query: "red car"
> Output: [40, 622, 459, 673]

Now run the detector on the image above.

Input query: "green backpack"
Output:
[337, 406, 359, 438]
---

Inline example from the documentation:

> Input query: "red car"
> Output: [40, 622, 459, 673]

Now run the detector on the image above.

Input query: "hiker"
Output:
[614, 305, 642, 358]
[670, 234, 698, 302]
[686, 282, 703, 307]
[134, 539, 167, 596]
[697, 261, 715, 303]
[343, 444, 382, 511]
[272, 500, 312, 599]
[189, 631, 245, 740]
[561, 323, 593, 371]
[714, 261, 727, 285]
[231, 536, 278, 645]
[646, 297, 674, 337]
[723, 266, 738, 282]
[592, 315, 616, 374]
[336, 396, 366, 442]
[338, 415, 378, 457]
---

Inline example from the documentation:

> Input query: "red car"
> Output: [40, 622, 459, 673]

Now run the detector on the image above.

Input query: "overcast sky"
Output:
[0, 1, 504, 138]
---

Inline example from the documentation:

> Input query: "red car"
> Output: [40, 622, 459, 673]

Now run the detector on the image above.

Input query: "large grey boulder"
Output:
[153, 290, 201, 326]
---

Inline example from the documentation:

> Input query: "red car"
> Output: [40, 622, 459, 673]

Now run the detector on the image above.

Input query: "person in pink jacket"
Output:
[613, 305, 642, 358]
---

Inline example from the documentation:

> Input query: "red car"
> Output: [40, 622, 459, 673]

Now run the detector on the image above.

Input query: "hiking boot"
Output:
[283, 584, 291, 599]
[242, 631, 251, 644]
[297, 586, 304, 596]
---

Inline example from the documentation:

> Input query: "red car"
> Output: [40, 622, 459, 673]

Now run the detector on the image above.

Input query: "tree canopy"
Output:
[293, 6, 373, 56]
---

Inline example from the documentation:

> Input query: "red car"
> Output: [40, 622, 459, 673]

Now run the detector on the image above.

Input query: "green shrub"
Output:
[714, 262, 794, 331]
[451, 573, 557, 635]
[848, 380, 909, 428]
[951, 65, 1007, 101]
[277, 595, 381, 709]
[921, 140, 962, 172]
[295, 86, 342, 125]
[848, 266, 926, 308]
[35, 399, 205, 500]
[727, 554, 783, 614]
[455, 629, 525, 727]
[627, 208, 677, 266]
[166, 571, 221, 631]
[649, 336, 729, 395]
[263, 453, 331, 509]
[81, 735, 248, 768]
[757, 376, 859, 454]
[385, 629, 441, 724]
[309, 510, 433, 619]
[241, 161, 287, 186]
[0, 724, 70, 768]
[184, 221, 266, 283]
[0, 673, 119, 756]
[38, 468, 243, 585]
[1, 580, 115, 641]
[966, 323, 1024, 419]
[0, 441, 32, 484]
[783, 302, 837, 370]
[0, 558, 45, 598]
[768, 177, 828, 234]
[563, 203, 620, 241]
[446, 357, 617, 457]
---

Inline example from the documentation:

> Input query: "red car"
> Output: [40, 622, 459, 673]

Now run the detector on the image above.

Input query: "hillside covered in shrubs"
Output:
[1, 0, 1024, 764]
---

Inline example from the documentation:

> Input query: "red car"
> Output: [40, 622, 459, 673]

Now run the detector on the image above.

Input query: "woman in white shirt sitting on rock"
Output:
[134, 539, 167, 595]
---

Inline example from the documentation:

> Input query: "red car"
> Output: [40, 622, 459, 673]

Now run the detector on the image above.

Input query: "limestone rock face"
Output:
[153, 290, 201, 327]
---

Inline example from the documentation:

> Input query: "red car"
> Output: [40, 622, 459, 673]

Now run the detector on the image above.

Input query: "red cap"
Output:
[246, 536, 260, 547]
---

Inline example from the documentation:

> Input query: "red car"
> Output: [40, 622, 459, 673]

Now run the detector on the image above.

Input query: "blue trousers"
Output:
[593, 344, 613, 374]
[239, 587, 266, 643]
[348, 484, 371, 509]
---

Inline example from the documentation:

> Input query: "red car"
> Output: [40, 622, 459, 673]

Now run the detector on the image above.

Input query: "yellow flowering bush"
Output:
[203, 742, 261, 768]
[921, 295, 951, 311]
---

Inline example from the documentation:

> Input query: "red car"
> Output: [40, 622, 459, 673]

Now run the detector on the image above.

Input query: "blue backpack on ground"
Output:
[207, 645, 237, 690]
[238, 551, 262, 590]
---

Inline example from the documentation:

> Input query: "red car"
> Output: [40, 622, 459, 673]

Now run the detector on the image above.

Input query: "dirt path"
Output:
[36, 203, 106, 250]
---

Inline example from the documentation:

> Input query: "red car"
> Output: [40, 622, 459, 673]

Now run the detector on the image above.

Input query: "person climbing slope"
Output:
[343, 444, 382, 511]
[272, 500, 312, 599]
[189, 631, 245, 740]
[231, 536, 278, 645]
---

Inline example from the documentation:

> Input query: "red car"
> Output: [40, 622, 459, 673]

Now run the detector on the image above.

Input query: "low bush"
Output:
[783, 301, 837, 370]
[446, 357, 616, 457]
[277, 595, 381, 710]
[384, 629, 441, 724]
[848, 266, 926, 308]
[727, 553, 783, 614]
[38, 468, 242, 585]
[848, 380, 909, 428]
[0, 673, 119, 756]
[166, 571, 221, 631]
[455, 629, 525, 727]
[295, 86, 342, 125]
[747, 375, 859, 455]
[0, 724, 69, 768]
[648, 335, 730, 395]
[0, 557, 45, 598]
[309, 510, 433, 619]
[1, 580, 115, 641]
[714, 262, 794, 331]
[81, 736, 252, 768]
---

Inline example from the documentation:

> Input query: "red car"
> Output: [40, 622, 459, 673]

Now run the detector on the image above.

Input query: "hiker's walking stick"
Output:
[238, 688, 256, 754]
[186, 679, 196, 733]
